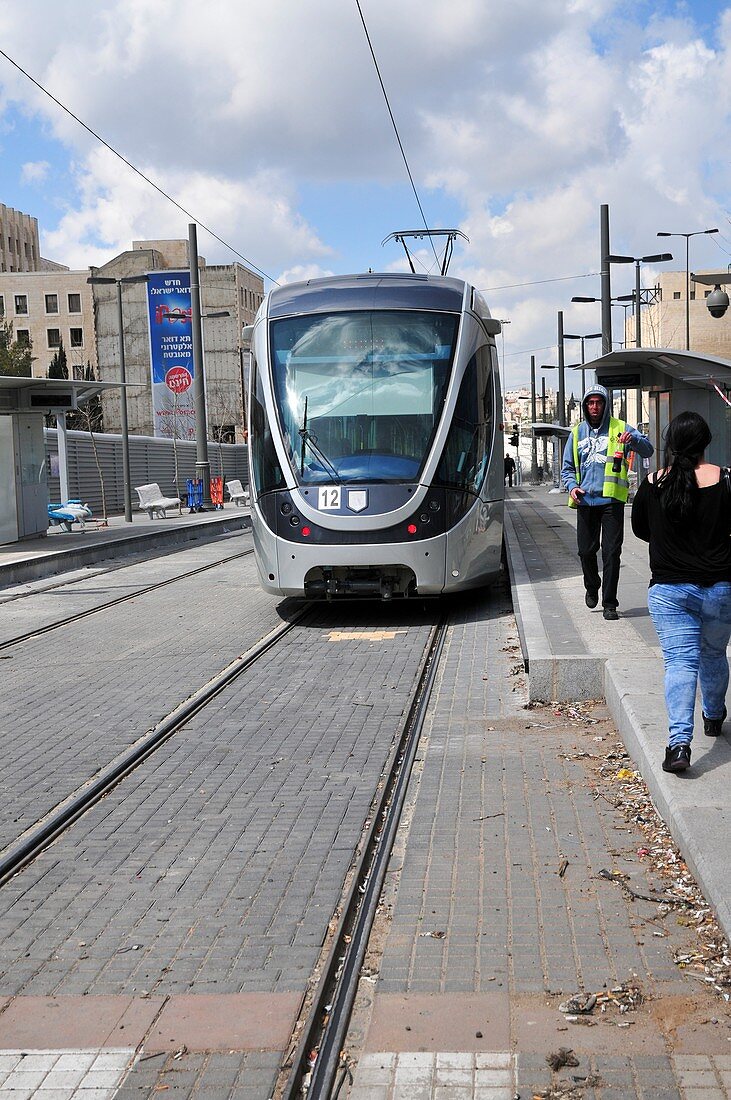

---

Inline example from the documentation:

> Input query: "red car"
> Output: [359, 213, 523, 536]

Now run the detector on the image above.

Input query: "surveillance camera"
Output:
[707, 285, 729, 319]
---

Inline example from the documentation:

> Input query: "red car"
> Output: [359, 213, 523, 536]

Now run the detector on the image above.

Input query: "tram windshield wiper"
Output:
[298, 396, 341, 483]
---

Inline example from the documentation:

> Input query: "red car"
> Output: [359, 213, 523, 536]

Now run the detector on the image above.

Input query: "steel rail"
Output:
[0, 529, 247, 606]
[0, 605, 312, 888]
[282, 614, 449, 1099]
[0, 547, 254, 652]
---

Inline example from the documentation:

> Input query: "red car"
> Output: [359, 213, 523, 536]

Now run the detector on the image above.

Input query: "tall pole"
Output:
[685, 236, 690, 351]
[580, 337, 586, 398]
[530, 355, 538, 482]
[189, 223, 211, 507]
[600, 204, 612, 354]
[541, 376, 549, 476]
[116, 280, 133, 522]
[635, 259, 642, 348]
[557, 310, 566, 427]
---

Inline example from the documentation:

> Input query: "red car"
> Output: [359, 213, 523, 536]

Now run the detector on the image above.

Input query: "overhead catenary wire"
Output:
[354, 0, 441, 270]
[0, 48, 278, 286]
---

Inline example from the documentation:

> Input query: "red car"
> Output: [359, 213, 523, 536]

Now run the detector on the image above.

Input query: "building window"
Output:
[14, 294, 27, 315]
[213, 424, 236, 444]
[69, 328, 83, 348]
[8, 237, 14, 253]
[0, 295, 4, 318]
[47, 328, 61, 349]
[704, 290, 711, 298]
[16, 329, 30, 347]
[45, 293, 59, 314]
[690, 291, 696, 300]
[673, 291, 681, 299]
[68, 293, 81, 313]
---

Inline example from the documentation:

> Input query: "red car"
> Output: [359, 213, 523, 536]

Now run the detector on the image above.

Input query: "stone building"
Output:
[91, 239, 264, 442]
[630, 270, 731, 359]
[0, 268, 97, 378]
[0, 202, 42, 273]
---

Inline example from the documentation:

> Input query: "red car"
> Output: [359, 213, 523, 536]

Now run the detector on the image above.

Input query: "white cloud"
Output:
[20, 159, 49, 183]
[0, 0, 729, 386]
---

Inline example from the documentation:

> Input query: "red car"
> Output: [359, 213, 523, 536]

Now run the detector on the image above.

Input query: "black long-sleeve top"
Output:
[631, 476, 731, 586]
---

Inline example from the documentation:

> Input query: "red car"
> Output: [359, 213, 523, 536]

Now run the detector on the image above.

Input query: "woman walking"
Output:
[631, 411, 731, 773]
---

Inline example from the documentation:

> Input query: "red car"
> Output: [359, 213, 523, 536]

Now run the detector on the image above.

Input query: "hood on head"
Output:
[582, 383, 610, 429]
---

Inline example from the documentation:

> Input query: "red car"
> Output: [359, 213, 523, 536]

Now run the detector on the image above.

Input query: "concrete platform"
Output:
[0, 507, 251, 589]
[504, 484, 731, 945]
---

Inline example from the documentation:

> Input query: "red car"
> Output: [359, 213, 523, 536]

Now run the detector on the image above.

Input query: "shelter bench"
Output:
[226, 479, 250, 506]
[134, 483, 181, 519]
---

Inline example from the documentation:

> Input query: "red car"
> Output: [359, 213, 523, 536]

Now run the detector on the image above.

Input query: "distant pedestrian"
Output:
[561, 384, 653, 619]
[504, 453, 516, 487]
[631, 411, 731, 774]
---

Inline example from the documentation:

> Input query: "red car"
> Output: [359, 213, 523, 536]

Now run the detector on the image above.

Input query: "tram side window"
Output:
[250, 354, 285, 494]
[435, 345, 493, 494]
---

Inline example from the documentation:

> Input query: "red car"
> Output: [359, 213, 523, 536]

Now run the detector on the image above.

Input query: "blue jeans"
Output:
[647, 582, 731, 747]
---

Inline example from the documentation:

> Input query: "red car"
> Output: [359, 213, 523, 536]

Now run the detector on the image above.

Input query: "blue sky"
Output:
[0, 0, 729, 388]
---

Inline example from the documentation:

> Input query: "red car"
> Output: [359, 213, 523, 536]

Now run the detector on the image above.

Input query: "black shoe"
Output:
[703, 706, 727, 737]
[603, 608, 619, 621]
[585, 590, 599, 609]
[662, 744, 691, 772]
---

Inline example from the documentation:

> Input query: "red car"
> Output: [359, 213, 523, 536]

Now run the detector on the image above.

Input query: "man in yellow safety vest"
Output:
[561, 384, 653, 620]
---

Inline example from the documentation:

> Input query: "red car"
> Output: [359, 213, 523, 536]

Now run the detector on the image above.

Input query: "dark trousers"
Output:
[576, 502, 625, 609]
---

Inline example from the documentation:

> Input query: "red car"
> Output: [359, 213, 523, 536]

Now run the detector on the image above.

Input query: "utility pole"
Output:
[600, 204, 613, 355]
[557, 311, 566, 427]
[189, 223, 211, 507]
[530, 355, 538, 482]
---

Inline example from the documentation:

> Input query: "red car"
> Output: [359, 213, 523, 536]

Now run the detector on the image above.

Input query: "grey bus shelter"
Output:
[579, 348, 731, 469]
[0, 377, 131, 545]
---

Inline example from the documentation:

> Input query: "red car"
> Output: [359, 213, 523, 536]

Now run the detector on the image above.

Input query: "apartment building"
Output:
[631, 270, 731, 359]
[0, 202, 42, 273]
[92, 239, 264, 442]
[0, 268, 97, 377]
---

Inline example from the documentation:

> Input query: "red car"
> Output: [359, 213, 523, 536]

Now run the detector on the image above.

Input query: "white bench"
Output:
[134, 483, 181, 519]
[226, 479, 250, 506]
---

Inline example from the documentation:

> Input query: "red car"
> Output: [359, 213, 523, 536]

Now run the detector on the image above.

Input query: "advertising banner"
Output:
[147, 270, 195, 439]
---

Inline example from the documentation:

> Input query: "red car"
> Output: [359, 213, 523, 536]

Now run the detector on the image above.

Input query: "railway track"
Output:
[280, 614, 449, 1099]
[0, 544, 255, 652]
[0, 601, 313, 887]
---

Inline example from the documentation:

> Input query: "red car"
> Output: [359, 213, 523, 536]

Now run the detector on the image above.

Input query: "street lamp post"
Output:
[562, 331, 602, 398]
[571, 295, 634, 349]
[657, 228, 719, 349]
[605, 253, 673, 347]
[87, 272, 149, 522]
[530, 355, 538, 482]
[497, 319, 511, 417]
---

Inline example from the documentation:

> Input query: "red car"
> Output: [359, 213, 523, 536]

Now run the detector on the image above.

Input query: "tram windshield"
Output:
[270, 310, 458, 483]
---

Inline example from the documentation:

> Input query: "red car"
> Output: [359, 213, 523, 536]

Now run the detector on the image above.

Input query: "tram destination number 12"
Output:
[318, 486, 341, 510]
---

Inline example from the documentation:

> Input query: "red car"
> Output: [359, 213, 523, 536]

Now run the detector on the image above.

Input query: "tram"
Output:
[246, 272, 504, 599]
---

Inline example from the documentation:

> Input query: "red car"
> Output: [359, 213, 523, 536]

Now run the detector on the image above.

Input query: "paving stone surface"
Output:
[347, 581, 731, 1098]
[0, 534, 290, 851]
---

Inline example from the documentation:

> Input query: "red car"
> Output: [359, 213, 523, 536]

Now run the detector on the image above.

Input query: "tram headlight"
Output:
[281, 501, 292, 515]
[301, 526, 311, 537]
[407, 523, 417, 535]
[289, 514, 300, 527]
[428, 500, 440, 512]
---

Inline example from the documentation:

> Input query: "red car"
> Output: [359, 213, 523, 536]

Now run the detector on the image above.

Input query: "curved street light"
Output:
[657, 229, 719, 349]
[605, 253, 673, 347]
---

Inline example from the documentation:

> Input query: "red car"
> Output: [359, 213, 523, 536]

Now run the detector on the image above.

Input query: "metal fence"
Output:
[45, 428, 249, 515]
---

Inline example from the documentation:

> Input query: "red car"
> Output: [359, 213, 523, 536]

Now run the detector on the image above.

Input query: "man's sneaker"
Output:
[603, 608, 619, 621]
[703, 706, 727, 737]
[585, 590, 599, 609]
[662, 744, 691, 772]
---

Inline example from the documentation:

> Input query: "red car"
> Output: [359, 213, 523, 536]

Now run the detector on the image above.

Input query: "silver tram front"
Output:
[248, 274, 504, 599]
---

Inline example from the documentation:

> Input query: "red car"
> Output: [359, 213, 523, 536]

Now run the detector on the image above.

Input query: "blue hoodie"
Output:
[561, 384, 653, 506]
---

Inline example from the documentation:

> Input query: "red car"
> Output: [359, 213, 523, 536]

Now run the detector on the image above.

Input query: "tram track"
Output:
[280, 612, 449, 1100]
[0, 545, 255, 652]
[0, 601, 314, 888]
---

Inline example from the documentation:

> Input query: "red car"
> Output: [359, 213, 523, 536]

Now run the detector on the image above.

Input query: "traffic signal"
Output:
[510, 425, 519, 447]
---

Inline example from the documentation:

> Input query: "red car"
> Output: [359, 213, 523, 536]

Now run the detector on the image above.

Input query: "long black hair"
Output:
[656, 411, 712, 520]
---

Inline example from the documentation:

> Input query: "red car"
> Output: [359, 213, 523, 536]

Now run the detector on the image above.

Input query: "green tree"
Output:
[47, 340, 68, 380]
[0, 320, 33, 377]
